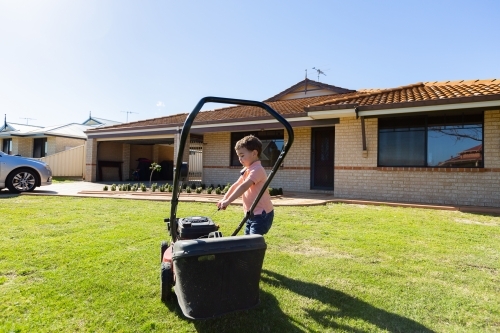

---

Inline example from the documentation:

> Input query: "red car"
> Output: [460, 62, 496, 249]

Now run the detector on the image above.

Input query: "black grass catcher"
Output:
[160, 97, 294, 319]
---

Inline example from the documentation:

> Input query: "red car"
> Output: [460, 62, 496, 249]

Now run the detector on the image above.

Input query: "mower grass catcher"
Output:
[160, 97, 294, 319]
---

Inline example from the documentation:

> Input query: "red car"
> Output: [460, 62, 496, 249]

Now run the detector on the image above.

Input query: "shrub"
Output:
[103, 185, 108, 191]
[206, 187, 213, 194]
[215, 187, 222, 195]
[200, 183, 206, 190]
[195, 187, 202, 194]
[141, 184, 147, 192]
[190, 183, 197, 190]
[186, 187, 191, 194]
[111, 184, 116, 191]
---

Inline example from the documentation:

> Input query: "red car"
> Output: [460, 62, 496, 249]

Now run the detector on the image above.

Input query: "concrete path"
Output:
[3, 181, 499, 215]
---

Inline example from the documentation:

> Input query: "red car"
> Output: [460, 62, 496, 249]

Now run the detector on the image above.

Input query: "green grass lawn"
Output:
[0, 196, 498, 333]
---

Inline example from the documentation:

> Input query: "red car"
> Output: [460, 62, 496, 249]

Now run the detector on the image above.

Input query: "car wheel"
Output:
[161, 262, 173, 302]
[6, 168, 38, 193]
[161, 240, 169, 263]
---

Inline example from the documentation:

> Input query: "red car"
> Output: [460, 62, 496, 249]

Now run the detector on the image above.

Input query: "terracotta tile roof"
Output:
[87, 93, 356, 131]
[86, 79, 500, 133]
[308, 79, 500, 111]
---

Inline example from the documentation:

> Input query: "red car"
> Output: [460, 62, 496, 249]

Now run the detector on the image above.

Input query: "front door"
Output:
[311, 127, 334, 190]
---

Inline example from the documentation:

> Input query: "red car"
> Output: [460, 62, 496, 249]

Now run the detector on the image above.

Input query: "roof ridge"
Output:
[264, 78, 355, 102]
[312, 82, 426, 107]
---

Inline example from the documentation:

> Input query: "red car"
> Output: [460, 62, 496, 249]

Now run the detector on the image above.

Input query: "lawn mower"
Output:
[160, 97, 294, 319]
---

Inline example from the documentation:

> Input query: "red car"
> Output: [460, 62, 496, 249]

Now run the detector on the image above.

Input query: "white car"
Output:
[0, 151, 52, 193]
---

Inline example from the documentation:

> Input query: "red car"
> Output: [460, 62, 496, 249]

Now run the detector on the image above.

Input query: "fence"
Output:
[188, 141, 203, 182]
[40, 145, 86, 178]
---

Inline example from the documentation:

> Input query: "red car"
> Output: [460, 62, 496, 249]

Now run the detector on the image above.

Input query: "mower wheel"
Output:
[160, 240, 169, 263]
[161, 262, 173, 302]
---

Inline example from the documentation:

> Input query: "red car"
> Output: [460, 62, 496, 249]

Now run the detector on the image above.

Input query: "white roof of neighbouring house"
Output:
[81, 116, 121, 127]
[0, 122, 44, 134]
[0, 115, 121, 139]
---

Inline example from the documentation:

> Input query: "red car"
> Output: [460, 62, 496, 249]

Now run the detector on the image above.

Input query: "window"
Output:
[378, 111, 483, 168]
[33, 138, 48, 158]
[230, 130, 284, 167]
[2, 139, 12, 154]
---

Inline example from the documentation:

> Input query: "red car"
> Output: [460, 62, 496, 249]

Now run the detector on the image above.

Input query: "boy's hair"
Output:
[235, 135, 262, 158]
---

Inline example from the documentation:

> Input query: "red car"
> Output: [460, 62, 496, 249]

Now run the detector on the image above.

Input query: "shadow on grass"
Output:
[260, 269, 436, 333]
[161, 269, 435, 333]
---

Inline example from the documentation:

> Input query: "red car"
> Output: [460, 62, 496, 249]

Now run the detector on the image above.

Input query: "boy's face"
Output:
[235, 147, 259, 168]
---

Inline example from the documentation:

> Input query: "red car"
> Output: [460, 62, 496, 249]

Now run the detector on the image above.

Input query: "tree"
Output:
[149, 162, 161, 189]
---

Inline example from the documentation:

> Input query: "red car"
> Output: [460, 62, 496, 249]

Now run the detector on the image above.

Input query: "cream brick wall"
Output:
[13, 137, 33, 157]
[484, 110, 500, 168]
[49, 137, 85, 155]
[203, 129, 311, 191]
[335, 117, 377, 166]
[202, 111, 500, 207]
[85, 139, 98, 182]
[334, 110, 500, 207]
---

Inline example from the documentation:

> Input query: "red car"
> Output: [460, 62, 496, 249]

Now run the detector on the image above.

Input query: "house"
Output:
[84, 78, 500, 208]
[0, 114, 120, 158]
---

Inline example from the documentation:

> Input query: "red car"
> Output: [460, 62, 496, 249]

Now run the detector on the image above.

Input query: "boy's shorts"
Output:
[245, 210, 274, 235]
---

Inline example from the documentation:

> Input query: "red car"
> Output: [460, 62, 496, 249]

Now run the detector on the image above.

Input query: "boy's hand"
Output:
[217, 200, 229, 210]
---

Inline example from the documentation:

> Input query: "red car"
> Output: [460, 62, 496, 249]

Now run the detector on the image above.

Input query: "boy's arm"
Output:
[217, 178, 253, 209]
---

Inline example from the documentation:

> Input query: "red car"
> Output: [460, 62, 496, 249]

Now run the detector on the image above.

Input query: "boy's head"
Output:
[235, 135, 262, 158]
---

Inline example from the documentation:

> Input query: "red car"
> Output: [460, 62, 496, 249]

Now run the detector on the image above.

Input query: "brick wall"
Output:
[13, 137, 33, 157]
[202, 110, 500, 207]
[49, 137, 85, 155]
[203, 129, 311, 191]
[85, 139, 97, 181]
[53, 137, 86, 155]
[334, 110, 500, 207]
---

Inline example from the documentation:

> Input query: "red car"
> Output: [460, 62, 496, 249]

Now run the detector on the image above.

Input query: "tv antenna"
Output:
[312, 67, 327, 82]
[20, 117, 36, 125]
[120, 111, 138, 122]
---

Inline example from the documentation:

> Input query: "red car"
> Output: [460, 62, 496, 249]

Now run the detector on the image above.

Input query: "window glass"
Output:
[427, 114, 483, 167]
[230, 130, 284, 167]
[378, 112, 483, 168]
[2, 139, 12, 154]
[379, 128, 426, 166]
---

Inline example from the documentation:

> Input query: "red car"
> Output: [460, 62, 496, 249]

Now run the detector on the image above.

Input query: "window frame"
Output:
[377, 110, 484, 168]
[230, 130, 284, 167]
[2, 138, 12, 155]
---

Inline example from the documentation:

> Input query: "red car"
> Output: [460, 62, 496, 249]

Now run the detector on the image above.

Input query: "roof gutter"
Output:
[307, 107, 357, 119]
[357, 99, 500, 117]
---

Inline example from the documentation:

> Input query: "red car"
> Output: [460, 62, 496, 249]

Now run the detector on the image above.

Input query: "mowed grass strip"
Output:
[0, 196, 498, 332]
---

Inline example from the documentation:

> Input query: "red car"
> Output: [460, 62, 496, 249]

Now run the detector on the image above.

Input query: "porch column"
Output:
[85, 138, 98, 182]
[173, 130, 190, 168]
[122, 144, 131, 181]
[153, 144, 159, 163]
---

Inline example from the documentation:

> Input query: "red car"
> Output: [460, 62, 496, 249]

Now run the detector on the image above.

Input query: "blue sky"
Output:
[1, 0, 499, 127]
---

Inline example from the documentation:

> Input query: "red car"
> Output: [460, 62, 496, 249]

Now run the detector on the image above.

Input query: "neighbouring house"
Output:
[0, 114, 120, 158]
[84, 78, 500, 208]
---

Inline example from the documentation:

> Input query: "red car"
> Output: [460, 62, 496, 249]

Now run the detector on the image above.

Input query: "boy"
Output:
[217, 135, 274, 235]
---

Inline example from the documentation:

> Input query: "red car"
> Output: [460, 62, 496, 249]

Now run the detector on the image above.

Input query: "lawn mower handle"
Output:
[169, 97, 294, 240]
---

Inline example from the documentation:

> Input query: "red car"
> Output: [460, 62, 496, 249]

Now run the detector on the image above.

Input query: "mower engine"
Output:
[166, 216, 221, 241]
